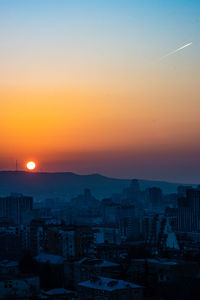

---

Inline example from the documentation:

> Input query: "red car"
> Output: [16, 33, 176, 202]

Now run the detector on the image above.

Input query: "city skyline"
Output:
[0, 0, 200, 183]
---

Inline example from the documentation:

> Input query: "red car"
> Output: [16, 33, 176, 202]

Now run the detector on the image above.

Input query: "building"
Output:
[126, 216, 144, 241]
[95, 243, 129, 261]
[30, 219, 46, 256]
[127, 258, 200, 299]
[94, 224, 121, 245]
[72, 258, 121, 288]
[122, 179, 143, 205]
[78, 276, 144, 300]
[30, 218, 61, 256]
[35, 253, 65, 289]
[119, 205, 135, 237]
[0, 228, 22, 260]
[177, 185, 193, 197]
[103, 202, 120, 224]
[42, 227, 75, 259]
[0, 274, 40, 299]
[0, 194, 33, 224]
[145, 187, 163, 209]
[143, 214, 164, 245]
[0, 260, 19, 275]
[42, 288, 76, 299]
[75, 226, 96, 259]
[177, 188, 200, 233]
[127, 258, 198, 285]
[71, 189, 100, 211]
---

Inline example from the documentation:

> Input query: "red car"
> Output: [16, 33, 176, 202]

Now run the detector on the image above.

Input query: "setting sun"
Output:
[26, 161, 36, 171]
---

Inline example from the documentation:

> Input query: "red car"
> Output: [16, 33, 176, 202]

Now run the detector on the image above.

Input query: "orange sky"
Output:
[0, 1, 200, 182]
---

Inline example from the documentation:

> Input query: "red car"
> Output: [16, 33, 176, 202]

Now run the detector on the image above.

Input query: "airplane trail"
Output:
[158, 42, 192, 61]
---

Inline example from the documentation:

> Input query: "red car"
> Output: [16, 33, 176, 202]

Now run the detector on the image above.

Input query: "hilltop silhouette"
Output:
[0, 171, 188, 200]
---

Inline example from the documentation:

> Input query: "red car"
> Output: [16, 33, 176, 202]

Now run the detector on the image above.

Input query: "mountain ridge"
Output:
[0, 171, 194, 200]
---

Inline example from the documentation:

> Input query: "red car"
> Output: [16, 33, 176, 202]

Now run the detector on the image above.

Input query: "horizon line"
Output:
[0, 169, 197, 186]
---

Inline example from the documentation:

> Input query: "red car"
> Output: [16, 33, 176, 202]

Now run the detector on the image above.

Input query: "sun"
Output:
[26, 161, 36, 171]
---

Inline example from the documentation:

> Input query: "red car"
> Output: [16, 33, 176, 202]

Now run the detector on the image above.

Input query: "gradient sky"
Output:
[0, 0, 200, 183]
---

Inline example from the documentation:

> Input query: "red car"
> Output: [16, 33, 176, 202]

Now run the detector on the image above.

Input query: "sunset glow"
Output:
[0, 1, 199, 183]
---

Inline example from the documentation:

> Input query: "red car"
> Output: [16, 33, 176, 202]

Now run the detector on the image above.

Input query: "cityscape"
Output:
[1, 0, 200, 299]
[0, 173, 200, 299]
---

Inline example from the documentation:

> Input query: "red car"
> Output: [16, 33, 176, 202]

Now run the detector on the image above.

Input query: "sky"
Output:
[0, 0, 200, 183]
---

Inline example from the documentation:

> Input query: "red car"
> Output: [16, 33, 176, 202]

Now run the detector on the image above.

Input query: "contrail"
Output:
[158, 42, 192, 61]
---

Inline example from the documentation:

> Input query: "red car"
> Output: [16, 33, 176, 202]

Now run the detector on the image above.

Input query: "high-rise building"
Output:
[177, 188, 200, 232]
[42, 227, 75, 259]
[145, 187, 163, 208]
[177, 185, 192, 198]
[122, 179, 143, 205]
[0, 194, 33, 224]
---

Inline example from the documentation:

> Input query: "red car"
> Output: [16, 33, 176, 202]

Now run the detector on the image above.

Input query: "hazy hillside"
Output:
[0, 171, 190, 200]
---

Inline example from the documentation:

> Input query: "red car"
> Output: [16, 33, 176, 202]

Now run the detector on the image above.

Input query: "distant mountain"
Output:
[0, 171, 191, 201]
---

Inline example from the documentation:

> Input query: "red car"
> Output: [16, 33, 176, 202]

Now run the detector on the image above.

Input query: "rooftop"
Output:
[0, 260, 19, 268]
[77, 258, 119, 268]
[79, 276, 143, 291]
[43, 288, 74, 296]
[35, 253, 64, 264]
[132, 258, 190, 266]
[0, 273, 38, 281]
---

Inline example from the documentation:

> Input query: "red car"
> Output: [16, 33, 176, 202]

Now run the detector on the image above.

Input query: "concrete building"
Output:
[0, 194, 33, 224]
[0, 260, 19, 275]
[94, 224, 121, 245]
[35, 253, 65, 289]
[127, 258, 198, 286]
[75, 225, 96, 259]
[0, 274, 40, 299]
[72, 258, 121, 288]
[178, 188, 200, 233]
[42, 288, 76, 299]
[42, 227, 75, 259]
[103, 202, 120, 224]
[78, 276, 143, 300]
[122, 179, 143, 205]
[0, 228, 22, 260]
[145, 187, 163, 209]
